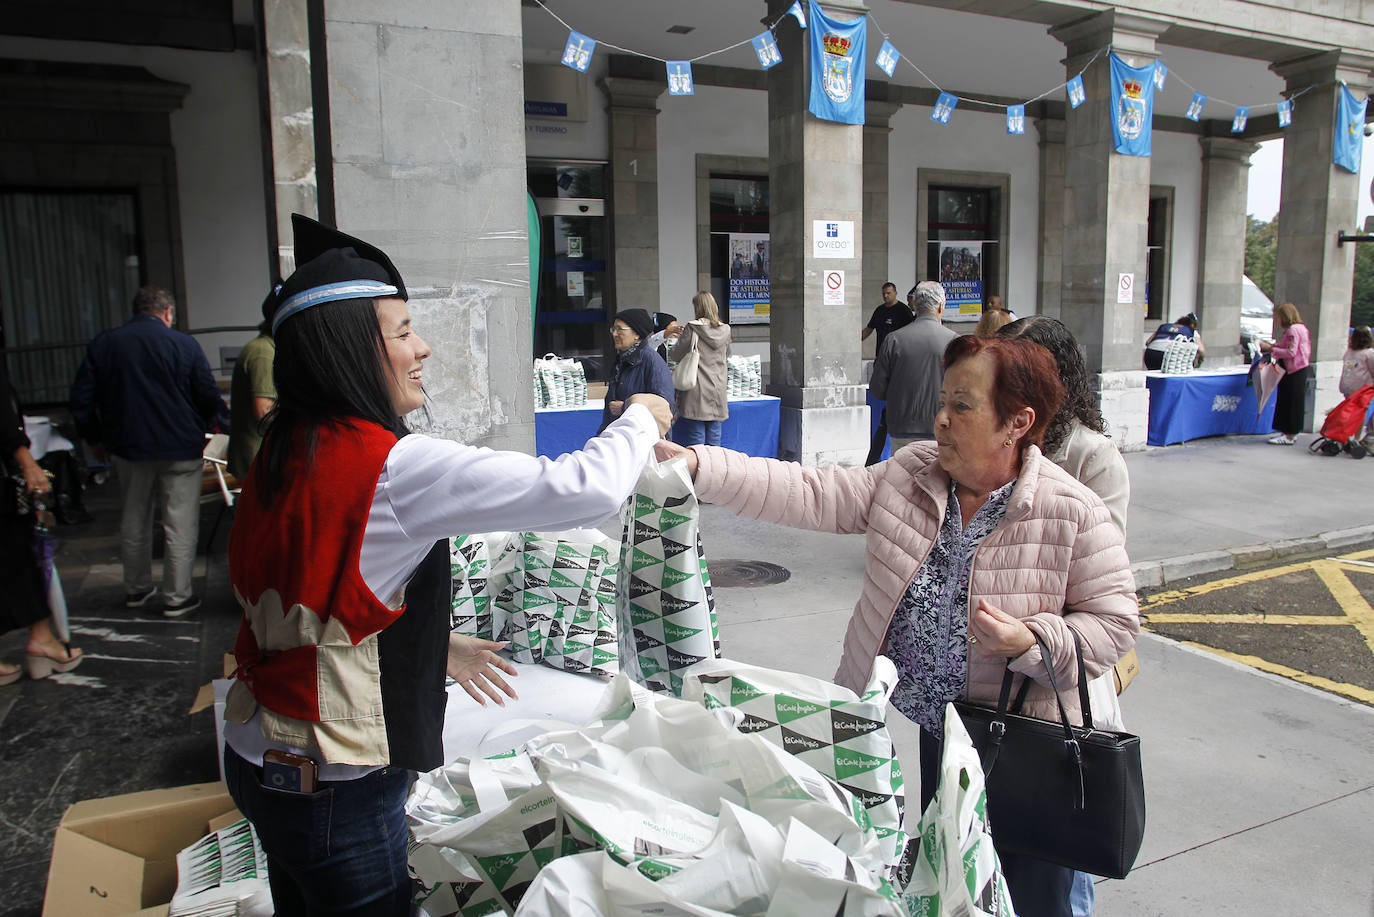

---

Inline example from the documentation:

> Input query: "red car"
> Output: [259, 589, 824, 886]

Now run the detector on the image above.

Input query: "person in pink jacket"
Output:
[657, 335, 1138, 917]
[1259, 302, 1312, 444]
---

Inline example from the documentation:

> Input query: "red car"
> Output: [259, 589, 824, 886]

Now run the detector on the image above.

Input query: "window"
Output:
[709, 173, 769, 324]
[917, 170, 1009, 322]
[1146, 188, 1173, 322]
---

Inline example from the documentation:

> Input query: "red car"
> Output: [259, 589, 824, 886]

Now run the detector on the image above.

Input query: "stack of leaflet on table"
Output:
[168, 817, 273, 917]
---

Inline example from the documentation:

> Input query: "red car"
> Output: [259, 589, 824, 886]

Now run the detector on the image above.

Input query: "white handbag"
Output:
[672, 328, 699, 391]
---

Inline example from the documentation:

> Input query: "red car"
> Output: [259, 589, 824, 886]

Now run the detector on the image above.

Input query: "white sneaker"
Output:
[1267, 434, 1295, 445]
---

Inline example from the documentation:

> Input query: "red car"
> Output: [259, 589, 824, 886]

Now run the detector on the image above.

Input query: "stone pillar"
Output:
[1195, 137, 1259, 366]
[1050, 11, 1169, 451]
[862, 100, 902, 362]
[1271, 50, 1374, 426]
[1034, 116, 1065, 320]
[602, 77, 664, 314]
[258, 0, 316, 278]
[323, 0, 532, 450]
[767, 0, 869, 466]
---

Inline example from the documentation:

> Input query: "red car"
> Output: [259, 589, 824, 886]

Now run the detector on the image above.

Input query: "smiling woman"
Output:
[220, 215, 673, 915]
[654, 334, 1138, 917]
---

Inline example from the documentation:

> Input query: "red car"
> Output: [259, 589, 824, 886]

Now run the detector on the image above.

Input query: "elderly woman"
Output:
[657, 336, 1138, 917]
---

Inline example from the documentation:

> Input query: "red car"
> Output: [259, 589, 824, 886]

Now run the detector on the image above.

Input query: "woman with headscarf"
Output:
[221, 215, 672, 915]
[656, 335, 1138, 917]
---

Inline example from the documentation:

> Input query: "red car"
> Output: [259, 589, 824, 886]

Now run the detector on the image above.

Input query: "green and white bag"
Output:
[450, 533, 517, 641]
[499, 530, 619, 676]
[679, 656, 907, 870]
[534, 353, 588, 408]
[726, 353, 763, 398]
[897, 704, 1014, 917]
[615, 456, 719, 697]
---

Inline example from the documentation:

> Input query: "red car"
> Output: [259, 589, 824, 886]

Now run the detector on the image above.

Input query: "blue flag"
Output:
[807, 0, 866, 125]
[1066, 74, 1086, 109]
[1006, 105, 1025, 135]
[752, 31, 782, 69]
[560, 30, 595, 73]
[1153, 61, 1167, 91]
[1231, 106, 1249, 133]
[666, 61, 694, 96]
[931, 92, 958, 125]
[786, 0, 807, 29]
[1335, 83, 1366, 174]
[1186, 92, 1206, 121]
[876, 40, 900, 78]
[1277, 99, 1293, 128]
[1109, 53, 1154, 156]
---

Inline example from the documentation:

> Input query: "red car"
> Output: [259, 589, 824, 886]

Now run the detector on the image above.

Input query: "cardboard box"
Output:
[43, 781, 240, 917]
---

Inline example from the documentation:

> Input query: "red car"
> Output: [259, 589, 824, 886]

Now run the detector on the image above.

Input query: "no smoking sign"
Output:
[823, 270, 845, 305]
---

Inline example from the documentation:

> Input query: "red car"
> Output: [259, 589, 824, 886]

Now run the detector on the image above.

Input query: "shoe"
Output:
[163, 596, 201, 618]
[0, 662, 20, 686]
[125, 585, 159, 608]
[1267, 434, 1295, 445]
[25, 643, 83, 680]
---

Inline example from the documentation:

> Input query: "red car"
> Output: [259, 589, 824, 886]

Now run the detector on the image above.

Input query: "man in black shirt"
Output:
[862, 282, 915, 465]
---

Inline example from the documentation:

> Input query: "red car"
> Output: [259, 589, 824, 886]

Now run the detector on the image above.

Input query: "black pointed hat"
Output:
[270, 214, 408, 332]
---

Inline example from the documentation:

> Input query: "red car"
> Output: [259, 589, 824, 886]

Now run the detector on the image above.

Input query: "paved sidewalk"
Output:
[1, 430, 1371, 916]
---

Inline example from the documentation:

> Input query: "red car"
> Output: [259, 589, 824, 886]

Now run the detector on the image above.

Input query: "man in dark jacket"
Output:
[600, 308, 674, 433]
[870, 281, 957, 452]
[70, 286, 226, 617]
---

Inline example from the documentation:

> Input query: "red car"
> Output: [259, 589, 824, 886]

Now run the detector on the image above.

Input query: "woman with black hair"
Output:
[1000, 316, 1128, 534]
[222, 215, 672, 916]
[1143, 312, 1205, 370]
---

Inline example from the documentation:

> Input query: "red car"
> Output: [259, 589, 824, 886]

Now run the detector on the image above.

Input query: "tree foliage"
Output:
[1354, 241, 1374, 329]
[1245, 215, 1277, 301]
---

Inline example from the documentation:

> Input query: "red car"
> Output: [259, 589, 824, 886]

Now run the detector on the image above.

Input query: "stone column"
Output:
[323, 0, 532, 450]
[1195, 137, 1259, 366]
[1271, 50, 1374, 426]
[602, 77, 664, 314]
[259, 0, 316, 278]
[861, 100, 902, 362]
[1050, 11, 1169, 451]
[1034, 116, 1065, 320]
[766, 0, 869, 465]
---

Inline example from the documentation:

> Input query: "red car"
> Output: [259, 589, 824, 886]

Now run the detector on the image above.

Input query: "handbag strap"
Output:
[1067, 625, 1094, 730]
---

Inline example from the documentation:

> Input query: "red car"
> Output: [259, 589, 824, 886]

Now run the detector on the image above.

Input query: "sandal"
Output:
[25, 642, 83, 680]
[0, 662, 20, 686]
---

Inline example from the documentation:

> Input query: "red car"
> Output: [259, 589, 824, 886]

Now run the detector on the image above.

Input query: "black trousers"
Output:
[1272, 364, 1311, 436]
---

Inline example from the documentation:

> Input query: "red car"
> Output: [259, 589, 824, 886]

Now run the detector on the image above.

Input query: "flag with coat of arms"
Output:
[1109, 53, 1155, 156]
[807, 0, 866, 124]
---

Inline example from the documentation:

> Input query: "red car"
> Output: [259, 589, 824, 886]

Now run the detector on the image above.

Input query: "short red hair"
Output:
[942, 335, 1065, 455]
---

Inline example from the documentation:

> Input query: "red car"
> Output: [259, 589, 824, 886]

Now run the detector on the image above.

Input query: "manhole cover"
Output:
[707, 560, 791, 588]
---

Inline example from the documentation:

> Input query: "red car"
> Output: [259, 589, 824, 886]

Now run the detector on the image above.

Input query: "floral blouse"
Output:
[885, 478, 1014, 734]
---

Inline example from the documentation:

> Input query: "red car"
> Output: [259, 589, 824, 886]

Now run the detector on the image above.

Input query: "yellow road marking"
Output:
[1142, 548, 1374, 704]
[1174, 641, 1374, 706]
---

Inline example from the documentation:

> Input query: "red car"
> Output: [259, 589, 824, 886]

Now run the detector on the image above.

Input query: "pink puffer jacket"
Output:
[691, 441, 1139, 725]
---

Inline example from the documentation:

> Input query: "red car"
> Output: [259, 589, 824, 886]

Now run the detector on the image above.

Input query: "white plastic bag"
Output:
[501, 529, 619, 675]
[534, 353, 588, 408]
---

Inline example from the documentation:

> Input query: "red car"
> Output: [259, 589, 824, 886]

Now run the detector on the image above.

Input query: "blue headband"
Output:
[272, 280, 400, 333]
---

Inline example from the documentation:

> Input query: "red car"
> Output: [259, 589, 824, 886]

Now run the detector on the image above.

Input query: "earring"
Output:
[1003, 437, 1014, 448]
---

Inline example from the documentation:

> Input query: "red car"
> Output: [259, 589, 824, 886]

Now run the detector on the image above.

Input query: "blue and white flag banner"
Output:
[786, 0, 807, 29]
[876, 40, 900, 78]
[1186, 92, 1206, 121]
[1153, 61, 1167, 91]
[931, 92, 958, 125]
[1277, 99, 1293, 128]
[752, 31, 782, 69]
[1109, 53, 1154, 157]
[561, 30, 595, 72]
[666, 61, 694, 96]
[1335, 83, 1367, 173]
[1231, 106, 1249, 133]
[1066, 74, 1086, 109]
[1006, 104, 1025, 135]
[807, 0, 866, 124]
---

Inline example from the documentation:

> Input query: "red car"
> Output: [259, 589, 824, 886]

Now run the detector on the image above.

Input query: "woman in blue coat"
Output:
[599, 309, 675, 433]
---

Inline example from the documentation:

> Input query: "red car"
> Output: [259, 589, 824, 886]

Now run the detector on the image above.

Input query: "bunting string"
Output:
[528, 0, 1352, 146]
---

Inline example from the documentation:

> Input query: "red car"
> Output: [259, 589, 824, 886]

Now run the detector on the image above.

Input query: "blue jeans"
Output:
[674, 418, 722, 446]
[1070, 871, 1095, 916]
[224, 747, 413, 916]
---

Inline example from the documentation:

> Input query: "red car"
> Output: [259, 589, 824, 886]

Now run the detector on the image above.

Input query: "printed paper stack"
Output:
[168, 818, 272, 917]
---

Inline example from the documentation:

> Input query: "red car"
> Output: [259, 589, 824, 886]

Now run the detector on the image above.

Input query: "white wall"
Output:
[655, 83, 768, 310]
[888, 104, 1042, 315]
[0, 36, 270, 373]
[1151, 128, 1203, 320]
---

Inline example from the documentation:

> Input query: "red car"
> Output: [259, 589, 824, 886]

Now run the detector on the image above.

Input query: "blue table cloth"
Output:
[535, 396, 781, 459]
[1145, 367, 1276, 446]
[866, 390, 892, 463]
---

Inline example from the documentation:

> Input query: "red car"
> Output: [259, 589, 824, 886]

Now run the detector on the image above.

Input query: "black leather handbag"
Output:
[955, 630, 1146, 879]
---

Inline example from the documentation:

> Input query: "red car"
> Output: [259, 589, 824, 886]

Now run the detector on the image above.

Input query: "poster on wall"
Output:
[937, 242, 984, 320]
[728, 233, 770, 324]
